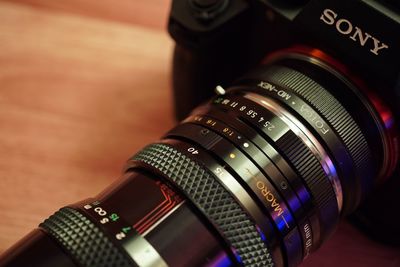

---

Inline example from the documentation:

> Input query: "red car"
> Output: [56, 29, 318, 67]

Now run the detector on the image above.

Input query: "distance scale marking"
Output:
[74, 195, 172, 267]
[79, 199, 135, 243]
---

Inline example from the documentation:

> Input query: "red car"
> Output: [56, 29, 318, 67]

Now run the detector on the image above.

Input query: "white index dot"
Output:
[243, 142, 249, 148]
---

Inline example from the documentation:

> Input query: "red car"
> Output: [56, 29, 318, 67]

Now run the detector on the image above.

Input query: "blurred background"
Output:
[0, 1, 398, 266]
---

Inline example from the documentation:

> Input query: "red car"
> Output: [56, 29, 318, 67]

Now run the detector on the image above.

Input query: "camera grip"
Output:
[172, 45, 218, 120]
[172, 37, 254, 120]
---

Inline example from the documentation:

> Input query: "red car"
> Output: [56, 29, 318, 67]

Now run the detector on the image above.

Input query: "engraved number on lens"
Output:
[263, 121, 275, 131]
[230, 101, 238, 107]
[110, 213, 119, 222]
[94, 207, 107, 216]
[247, 110, 257, 118]
[188, 147, 199, 155]
[116, 232, 126, 240]
[100, 218, 110, 224]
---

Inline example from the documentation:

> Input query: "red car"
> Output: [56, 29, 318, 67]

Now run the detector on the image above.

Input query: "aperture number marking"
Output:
[216, 97, 277, 132]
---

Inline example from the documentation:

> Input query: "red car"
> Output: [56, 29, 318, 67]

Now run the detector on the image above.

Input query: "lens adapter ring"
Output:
[263, 65, 372, 177]
[238, 63, 375, 213]
[130, 143, 275, 266]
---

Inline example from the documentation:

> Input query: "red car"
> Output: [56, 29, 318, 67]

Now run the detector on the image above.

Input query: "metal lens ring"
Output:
[167, 94, 336, 264]
[236, 62, 377, 213]
[130, 142, 276, 267]
[189, 105, 320, 258]
[183, 115, 308, 228]
[193, 106, 316, 214]
[183, 113, 317, 257]
[166, 123, 302, 266]
[208, 92, 341, 247]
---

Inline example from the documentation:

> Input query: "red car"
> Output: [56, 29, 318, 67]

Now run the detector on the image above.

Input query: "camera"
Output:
[169, 0, 400, 121]
[0, 0, 399, 266]
[169, 0, 400, 246]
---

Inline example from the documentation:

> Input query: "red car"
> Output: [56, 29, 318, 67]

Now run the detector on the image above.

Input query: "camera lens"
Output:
[131, 49, 394, 266]
[0, 50, 396, 267]
[131, 49, 395, 266]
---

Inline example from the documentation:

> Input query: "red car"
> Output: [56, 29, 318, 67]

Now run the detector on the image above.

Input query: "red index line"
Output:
[133, 186, 169, 230]
[136, 198, 176, 234]
[135, 188, 173, 234]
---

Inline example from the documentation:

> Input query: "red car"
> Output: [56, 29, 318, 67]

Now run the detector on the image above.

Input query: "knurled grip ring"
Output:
[40, 207, 134, 267]
[130, 142, 275, 267]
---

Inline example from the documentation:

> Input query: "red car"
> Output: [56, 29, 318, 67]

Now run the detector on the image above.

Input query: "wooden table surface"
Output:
[0, 1, 399, 266]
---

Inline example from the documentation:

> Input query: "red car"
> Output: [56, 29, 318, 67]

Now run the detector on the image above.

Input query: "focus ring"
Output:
[131, 143, 274, 267]
[40, 207, 133, 267]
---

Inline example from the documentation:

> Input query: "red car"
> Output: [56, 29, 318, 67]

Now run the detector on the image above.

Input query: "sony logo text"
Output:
[320, 8, 389, 56]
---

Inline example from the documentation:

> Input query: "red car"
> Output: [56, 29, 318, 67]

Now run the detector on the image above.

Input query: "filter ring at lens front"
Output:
[129, 142, 276, 267]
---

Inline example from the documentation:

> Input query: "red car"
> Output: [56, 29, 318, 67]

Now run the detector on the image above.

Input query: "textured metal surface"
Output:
[276, 131, 336, 213]
[132, 143, 275, 267]
[263, 66, 372, 182]
[40, 207, 133, 267]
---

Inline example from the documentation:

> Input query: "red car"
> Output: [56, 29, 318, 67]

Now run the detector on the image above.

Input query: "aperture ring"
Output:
[130, 143, 274, 267]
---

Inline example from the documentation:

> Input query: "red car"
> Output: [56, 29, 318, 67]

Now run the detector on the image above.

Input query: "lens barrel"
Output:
[0, 52, 394, 267]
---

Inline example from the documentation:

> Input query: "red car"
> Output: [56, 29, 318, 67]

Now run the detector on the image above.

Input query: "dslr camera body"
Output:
[169, 0, 400, 244]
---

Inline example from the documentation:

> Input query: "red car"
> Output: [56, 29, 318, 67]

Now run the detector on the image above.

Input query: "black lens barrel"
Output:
[0, 229, 79, 267]
[0, 54, 387, 267]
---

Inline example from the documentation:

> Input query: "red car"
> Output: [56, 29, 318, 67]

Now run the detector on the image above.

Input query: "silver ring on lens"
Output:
[245, 93, 343, 213]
